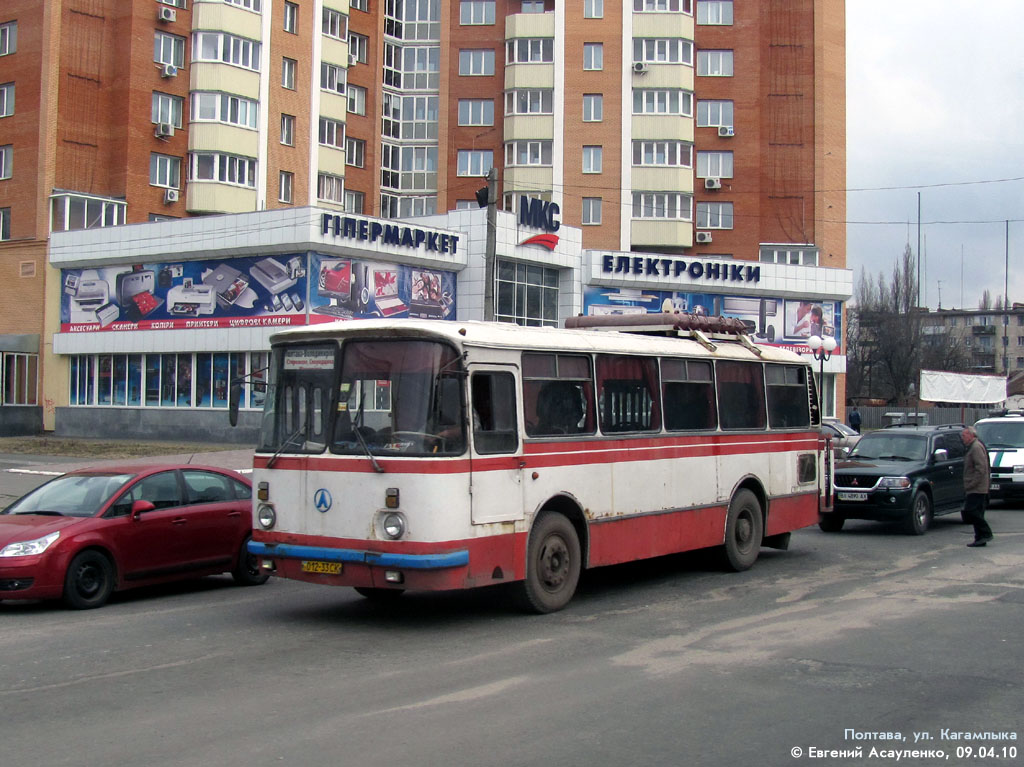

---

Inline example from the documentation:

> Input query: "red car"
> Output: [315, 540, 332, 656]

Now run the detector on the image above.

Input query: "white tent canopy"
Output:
[919, 370, 1007, 404]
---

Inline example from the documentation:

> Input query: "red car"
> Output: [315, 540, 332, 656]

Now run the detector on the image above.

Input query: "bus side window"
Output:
[766, 365, 810, 428]
[471, 372, 518, 453]
[717, 360, 767, 430]
[662, 358, 717, 431]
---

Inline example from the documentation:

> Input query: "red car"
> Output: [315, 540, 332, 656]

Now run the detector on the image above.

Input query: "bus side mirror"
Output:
[229, 383, 242, 427]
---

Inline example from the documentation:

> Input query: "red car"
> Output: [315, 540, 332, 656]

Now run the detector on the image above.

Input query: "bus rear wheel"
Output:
[720, 489, 763, 572]
[515, 511, 581, 614]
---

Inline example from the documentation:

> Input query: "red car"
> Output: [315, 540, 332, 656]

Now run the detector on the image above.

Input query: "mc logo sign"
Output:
[518, 195, 560, 232]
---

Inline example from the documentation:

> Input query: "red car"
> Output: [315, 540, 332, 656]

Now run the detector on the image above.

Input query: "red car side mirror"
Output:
[131, 500, 156, 520]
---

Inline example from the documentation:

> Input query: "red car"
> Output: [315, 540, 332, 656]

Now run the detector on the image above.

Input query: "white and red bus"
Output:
[242, 314, 830, 612]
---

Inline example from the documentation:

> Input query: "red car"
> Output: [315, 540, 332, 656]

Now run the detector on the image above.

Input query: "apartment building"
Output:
[0, 0, 847, 436]
[922, 308, 1024, 376]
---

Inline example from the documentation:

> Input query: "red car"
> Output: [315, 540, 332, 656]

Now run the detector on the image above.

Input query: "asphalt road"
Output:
[2, 501, 1022, 767]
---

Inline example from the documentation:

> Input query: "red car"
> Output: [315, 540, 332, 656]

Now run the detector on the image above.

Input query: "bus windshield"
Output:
[332, 339, 466, 456]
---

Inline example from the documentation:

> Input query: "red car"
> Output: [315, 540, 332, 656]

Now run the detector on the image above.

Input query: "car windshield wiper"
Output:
[16, 510, 64, 516]
[267, 426, 306, 469]
[878, 454, 911, 461]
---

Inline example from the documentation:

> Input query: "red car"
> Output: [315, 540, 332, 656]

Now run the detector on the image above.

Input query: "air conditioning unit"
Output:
[695, 231, 713, 244]
[704, 177, 722, 190]
[154, 122, 175, 138]
[160, 63, 178, 78]
[718, 125, 735, 137]
[164, 188, 179, 204]
[349, 53, 359, 66]
[632, 61, 648, 74]
[158, 6, 177, 22]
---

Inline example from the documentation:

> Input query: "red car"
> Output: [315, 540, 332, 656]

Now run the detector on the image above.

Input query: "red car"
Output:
[0, 464, 268, 609]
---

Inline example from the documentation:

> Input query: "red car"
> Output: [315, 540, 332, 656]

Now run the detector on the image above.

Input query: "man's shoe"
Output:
[967, 536, 993, 548]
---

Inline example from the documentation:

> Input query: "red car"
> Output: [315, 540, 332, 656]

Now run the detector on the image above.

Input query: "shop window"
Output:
[3, 352, 38, 406]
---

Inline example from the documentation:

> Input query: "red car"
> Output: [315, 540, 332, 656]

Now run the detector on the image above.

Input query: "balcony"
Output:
[972, 325, 997, 335]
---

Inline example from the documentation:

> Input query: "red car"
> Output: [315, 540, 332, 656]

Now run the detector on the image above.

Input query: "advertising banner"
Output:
[583, 286, 843, 354]
[60, 255, 310, 333]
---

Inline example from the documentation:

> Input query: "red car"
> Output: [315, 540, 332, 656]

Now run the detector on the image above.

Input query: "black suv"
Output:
[822, 424, 967, 535]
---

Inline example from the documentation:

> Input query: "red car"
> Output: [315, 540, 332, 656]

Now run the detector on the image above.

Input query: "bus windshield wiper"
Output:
[350, 396, 384, 473]
[268, 426, 306, 469]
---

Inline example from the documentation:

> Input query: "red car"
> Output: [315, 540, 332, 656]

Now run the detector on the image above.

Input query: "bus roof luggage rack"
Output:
[564, 312, 761, 355]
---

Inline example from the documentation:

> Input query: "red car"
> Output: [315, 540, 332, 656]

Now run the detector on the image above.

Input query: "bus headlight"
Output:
[383, 512, 405, 540]
[257, 504, 277, 529]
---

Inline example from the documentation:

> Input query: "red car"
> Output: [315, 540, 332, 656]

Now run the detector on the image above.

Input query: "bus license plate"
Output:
[301, 560, 342, 575]
[838, 491, 868, 502]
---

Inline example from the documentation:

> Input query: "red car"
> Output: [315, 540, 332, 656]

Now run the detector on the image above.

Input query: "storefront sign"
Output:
[321, 214, 460, 255]
[518, 196, 560, 232]
[600, 254, 761, 284]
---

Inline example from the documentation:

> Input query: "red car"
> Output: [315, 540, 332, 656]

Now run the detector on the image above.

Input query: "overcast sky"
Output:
[846, 1, 1024, 311]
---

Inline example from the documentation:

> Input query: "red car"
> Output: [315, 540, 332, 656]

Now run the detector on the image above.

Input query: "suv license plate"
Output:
[301, 560, 342, 575]
[838, 491, 868, 502]
[991, 483, 1000, 491]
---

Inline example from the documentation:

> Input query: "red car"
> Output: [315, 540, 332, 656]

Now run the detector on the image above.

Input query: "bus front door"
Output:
[468, 368, 525, 524]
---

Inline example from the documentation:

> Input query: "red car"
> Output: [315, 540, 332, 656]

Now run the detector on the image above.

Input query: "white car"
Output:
[822, 418, 861, 458]
[973, 412, 1024, 501]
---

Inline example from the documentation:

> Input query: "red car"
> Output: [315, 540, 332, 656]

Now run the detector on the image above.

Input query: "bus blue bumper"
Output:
[248, 540, 470, 570]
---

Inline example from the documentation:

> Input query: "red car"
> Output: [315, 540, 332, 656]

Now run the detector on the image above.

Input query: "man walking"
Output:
[961, 426, 993, 547]
[848, 406, 861, 434]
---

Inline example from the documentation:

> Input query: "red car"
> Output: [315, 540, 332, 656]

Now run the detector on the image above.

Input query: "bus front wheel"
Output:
[720, 489, 763, 572]
[516, 511, 581, 614]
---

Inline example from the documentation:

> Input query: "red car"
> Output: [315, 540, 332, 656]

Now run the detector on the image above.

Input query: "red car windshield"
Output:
[3, 473, 134, 517]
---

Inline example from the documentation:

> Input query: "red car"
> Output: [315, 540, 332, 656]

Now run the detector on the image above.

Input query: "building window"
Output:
[0, 145, 11, 180]
[584, 0, 604, 18]
[150, 153, 181, 189]
[634, 0, 692, 11]
[192, 92, 258, 129]
[506, 39, 554, 64]
[319, 117, 345, 148]
[1, 22, 18, 56]
[582, 146, 602, 174]
[461, 0, 495, 24]
[225, 0, 262, 10]
[506, 89, 554, 115]
[697, 0, 732, 24]
[350, 0, 368, 10]
[634, 38, 693, 65]
[346, 137, 366, 167]
[279, 171, 293, 203]
[154, 32, 186, 68]
[458, 150, 494, 176]
[321, 62, 347, 95]
[381, 144, 437, 191]
[632, 192, 692, 220]
[495, 260, 559, 327]
[347, 84, 367, 115]
[696, 150, 733, 177]
[152, 92, 184, 128]
[696, 201, 733, 228]
[697, 99, 734, 127]
[583, 42, 603, 70]
[521, 0, 545, 11]
[505, 141, 552, 167]
[345, 189, 365, 213]
[697, 49, 733, 76]
[322, 8, 348, 40]
[460, 49, 495, 76]
[633, 89, 693, 116]
[633, 140, 692, 167]
[350, 33, 369, 63]
[190, 152, 257, 188]
[280, 114, 295, 145]
[758, 245, 818, 266]
[2, 352, 37, 406]
[582, 198, 602, 225]
[0, 207, 9, 240]
[282, 57, 297, 89]
[194, 31, 260, 71]
[50, 194, 126, 233]
[458, 99, 494, 126]
[318, 172, 345, 203]
[582, 93, 603, 122]
[284, 2, 298, 32]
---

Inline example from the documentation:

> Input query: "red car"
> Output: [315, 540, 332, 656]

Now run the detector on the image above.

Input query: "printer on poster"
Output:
[60, 254, 457, 332]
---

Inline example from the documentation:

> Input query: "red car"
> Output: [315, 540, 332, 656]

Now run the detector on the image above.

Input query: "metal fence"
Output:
[844, 406, 996, 432]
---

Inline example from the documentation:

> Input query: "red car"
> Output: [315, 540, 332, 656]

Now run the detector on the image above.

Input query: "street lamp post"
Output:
[808, 334, 838, 417]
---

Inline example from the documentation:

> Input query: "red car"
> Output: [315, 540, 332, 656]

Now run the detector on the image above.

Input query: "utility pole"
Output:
[482, 167, 498, 321]
[1004, 219, 1010, 374]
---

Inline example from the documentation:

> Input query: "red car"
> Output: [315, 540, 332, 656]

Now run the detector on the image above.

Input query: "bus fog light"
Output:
[257, 504, 277, 529]
[260, 559, 276, 572]
[385, 570, 404, 584]
[383, 513, 405, 539]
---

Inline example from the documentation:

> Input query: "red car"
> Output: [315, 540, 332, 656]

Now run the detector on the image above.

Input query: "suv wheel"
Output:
[904, 490, 932, 535]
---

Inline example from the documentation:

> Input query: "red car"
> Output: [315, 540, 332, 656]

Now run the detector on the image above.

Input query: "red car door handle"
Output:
[228, 511, 241, 517]
[172, 518, 188, 525]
